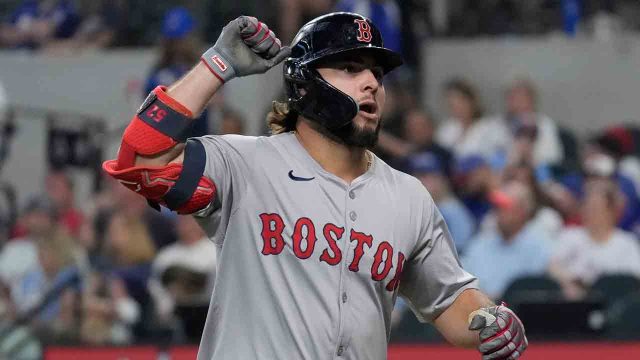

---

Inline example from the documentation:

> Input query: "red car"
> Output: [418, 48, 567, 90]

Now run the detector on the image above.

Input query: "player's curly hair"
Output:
[266, 100, 298, 134]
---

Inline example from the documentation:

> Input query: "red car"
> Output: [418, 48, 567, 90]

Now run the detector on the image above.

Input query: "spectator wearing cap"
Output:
[408, 151, 475, 253]
[559, 135, 640, 232]
[462, 181, 552, 299]
[600, 126, 640, 191]
[0, 0, 81, 49]
[435, 78, 508, 162]
[549, 179, 640, 300]
[453, 154, 497, 224]
[592, 127, 640, 223]
[144, 7, 209, 137]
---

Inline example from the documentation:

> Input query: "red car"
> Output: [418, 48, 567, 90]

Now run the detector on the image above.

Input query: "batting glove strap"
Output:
[201, 47, 237, 83]
[468, 304, 528, 360]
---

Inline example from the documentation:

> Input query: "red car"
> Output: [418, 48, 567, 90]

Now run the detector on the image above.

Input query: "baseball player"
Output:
[103, 12, 528, 360]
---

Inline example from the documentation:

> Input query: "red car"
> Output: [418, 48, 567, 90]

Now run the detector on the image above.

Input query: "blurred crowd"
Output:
[0, 114, 244, 348]
[378, 75, 640, 297]
[1, 72, 639, 347]
[0, 0, 639, 352]
[3, 1, 640, 52]
[0, 0, 411, 52]
[379, 76, 640, 337]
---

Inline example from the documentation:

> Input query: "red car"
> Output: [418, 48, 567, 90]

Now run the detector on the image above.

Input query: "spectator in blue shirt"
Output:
[462, 180, 552, 299]
[0, 0, 80, 49]
[407, 151, 475, 253]
[145, 7, 209, 137]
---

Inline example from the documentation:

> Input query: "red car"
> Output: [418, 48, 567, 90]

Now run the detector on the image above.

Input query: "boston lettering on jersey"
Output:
[259, 213, 406, 292]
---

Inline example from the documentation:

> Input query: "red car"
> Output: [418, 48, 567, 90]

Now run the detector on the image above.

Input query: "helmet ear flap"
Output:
[284, 60, 314, 102]
[283, 44, 357, 130]
[284, 60, 312, 84]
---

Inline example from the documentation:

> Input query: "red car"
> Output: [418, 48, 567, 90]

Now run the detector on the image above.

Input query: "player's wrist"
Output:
[201, 46, 236, 83]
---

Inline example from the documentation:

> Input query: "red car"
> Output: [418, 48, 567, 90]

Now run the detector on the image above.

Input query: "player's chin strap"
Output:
[102, 86, 216, 215]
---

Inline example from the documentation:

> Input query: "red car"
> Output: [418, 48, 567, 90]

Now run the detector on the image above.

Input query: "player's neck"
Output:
[295, 121, 370, 183]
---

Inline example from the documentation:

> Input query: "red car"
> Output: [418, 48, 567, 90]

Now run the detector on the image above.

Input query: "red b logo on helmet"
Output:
[354, 19, 372, 43]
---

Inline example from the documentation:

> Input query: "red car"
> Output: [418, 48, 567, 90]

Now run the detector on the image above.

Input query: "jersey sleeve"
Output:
[399, 185, 479, 323]
[191, 134, 257, 243]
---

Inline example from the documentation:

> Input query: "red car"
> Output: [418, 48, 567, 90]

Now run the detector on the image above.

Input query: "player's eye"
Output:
[372, 67, 384, 82]
[341, 62, 363, 73]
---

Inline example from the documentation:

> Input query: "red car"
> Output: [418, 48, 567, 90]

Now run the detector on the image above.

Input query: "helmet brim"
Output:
[303, 46, 403, 75]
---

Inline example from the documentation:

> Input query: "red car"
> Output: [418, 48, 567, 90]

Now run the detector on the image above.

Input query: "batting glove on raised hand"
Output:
[468, 303, 528, 360]
[201, 16, 291, 83]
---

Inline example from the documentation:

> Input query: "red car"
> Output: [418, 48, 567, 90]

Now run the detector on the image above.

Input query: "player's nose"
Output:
[359, 69, 379, 95]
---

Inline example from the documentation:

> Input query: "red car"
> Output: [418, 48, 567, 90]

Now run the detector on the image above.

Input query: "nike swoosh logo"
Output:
[288, 170, 315, 181]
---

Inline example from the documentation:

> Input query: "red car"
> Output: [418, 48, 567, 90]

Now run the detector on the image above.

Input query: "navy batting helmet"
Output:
[283, 12, 403, 130]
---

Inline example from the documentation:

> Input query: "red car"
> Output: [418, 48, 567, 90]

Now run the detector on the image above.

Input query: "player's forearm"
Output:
[434, 288, 494, 348]
[133, 63, 223, 167]
[167, 62, 223, 117]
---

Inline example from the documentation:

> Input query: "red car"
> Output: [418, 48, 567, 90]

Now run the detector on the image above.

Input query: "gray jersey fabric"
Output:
[191, 132, 478, 360]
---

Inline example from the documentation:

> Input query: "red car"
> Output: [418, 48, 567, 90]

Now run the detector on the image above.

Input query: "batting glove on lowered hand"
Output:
[201, 16, 291, 83]
[468, 303, 528, 359]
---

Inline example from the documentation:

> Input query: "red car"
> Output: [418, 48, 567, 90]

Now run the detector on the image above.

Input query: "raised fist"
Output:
[201, 16, 291, 83]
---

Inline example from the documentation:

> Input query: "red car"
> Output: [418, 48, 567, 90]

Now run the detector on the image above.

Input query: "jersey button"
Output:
[342, 292, 348, 303]
[349, 211, 357, 221]
[337, 345, 344, 356]
[349, 190, 356, 199]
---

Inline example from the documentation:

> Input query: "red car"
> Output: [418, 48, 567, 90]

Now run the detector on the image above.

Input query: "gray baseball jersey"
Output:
[190, 131, 478, 360]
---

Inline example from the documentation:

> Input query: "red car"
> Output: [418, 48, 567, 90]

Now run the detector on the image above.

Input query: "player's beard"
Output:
[307, 117, 382, 149]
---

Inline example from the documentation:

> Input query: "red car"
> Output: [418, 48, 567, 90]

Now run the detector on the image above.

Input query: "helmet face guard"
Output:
[284, 12, 403, 131]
